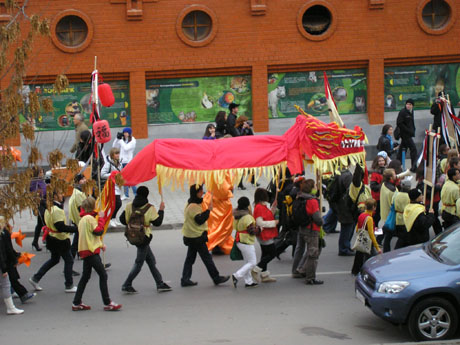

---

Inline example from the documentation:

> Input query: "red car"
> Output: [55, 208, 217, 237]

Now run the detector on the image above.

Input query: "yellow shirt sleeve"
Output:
[366, 216, 380, 252]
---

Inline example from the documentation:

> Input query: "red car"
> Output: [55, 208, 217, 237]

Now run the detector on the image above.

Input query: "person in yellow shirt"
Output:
[404, 189, 435, 245]
[440, 168, 460, 229]
[393, 179, 411, 249]
[351, 199, 381, 275]
[181, 184, 229, 287]
[119, 186, 171, 294]
[379, 169, 397, 252]
[72, 197, 121, 311]
[231, 197, 258, 288]
[29, 190, 78, 293]
[69, 174, 87, 266]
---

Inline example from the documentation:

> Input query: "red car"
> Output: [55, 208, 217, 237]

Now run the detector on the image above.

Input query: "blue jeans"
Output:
[322, 208, 338, 233]
[122, 163, 137, 197]
[338, 223, 355, 254]
[123, 243, 164, 288]
[33, 249, 74, 288]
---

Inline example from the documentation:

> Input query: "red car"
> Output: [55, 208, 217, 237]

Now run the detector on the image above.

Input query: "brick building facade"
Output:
[6, 0, 460, 141]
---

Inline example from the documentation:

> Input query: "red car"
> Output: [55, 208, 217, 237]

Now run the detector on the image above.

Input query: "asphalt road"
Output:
[0, 229, 446, 345]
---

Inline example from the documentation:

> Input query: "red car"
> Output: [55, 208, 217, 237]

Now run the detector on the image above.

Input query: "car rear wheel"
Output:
[408, 297, 458, 341]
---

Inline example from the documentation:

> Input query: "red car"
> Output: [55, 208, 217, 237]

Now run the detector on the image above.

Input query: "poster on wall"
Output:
[384, 63, 460, 111]
[146, 75, 252, 124]
[267, 69, 367, 118]
[20, 80, 130, 131]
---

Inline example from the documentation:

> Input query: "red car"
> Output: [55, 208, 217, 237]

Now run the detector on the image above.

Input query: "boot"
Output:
[4, 297, 24, 315]
[251, 266, 262, 283]
[260, 271, 277, 283]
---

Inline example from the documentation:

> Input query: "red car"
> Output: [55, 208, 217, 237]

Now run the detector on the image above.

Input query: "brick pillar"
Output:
[129, 70, 148, 138]
[251, 63, 269, 132]
[367, 58, 384, 125]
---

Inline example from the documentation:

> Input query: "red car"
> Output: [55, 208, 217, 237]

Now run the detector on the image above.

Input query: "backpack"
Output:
[393, 126, 401, 140]
[292, 196, 311, 227]
[342, 184, 365, 222]
[125, 204, 151, 246]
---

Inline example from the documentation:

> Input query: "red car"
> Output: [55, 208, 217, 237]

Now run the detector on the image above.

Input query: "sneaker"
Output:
[181, 280, 198, 287]
[65, 286, 77, 293]
[72, 270, 80, 276]
[251, 266, 262, 283]
[109, 219, 118, 228]
[214, 275, 230, 286]
[120, 195, 128, 201]
[121, 286, 138, 294]
[157, 282, 172, 293]
[12, 292, 19, 299]
[104, 301, 122, 311]
[245, 283, 259, 288]
[305, 279, 324, 285]
[231, 274, 238, 288]
[29, 277, 42, 291]
[104, 263, 112, 270]
[72, 303, 91, 311]
[20, 292, 36, 303]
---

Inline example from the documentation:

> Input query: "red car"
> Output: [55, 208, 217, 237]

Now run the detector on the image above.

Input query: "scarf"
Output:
[403, 203, 425, 232]
[385, 134, 394, 150]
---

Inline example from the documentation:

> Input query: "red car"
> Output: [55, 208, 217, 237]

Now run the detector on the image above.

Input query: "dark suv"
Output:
[355, 226, 460, 341]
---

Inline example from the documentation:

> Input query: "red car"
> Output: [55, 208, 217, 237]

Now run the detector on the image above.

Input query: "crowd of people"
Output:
[1, 96, 459, 315]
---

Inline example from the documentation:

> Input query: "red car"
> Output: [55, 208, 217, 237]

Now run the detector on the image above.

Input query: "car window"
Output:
[430, 227, 460, 265]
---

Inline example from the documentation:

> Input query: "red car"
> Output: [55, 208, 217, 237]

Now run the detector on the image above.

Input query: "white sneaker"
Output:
[28, 277, 43, 291]
[120, 195, 128, 201]
[65, 286, 77, 293]
[109, 219, 117, 228]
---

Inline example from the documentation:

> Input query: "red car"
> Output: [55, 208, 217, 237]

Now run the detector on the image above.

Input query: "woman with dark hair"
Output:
[214, 111, 227, 139]
[377, 124, 399, 158]
[180, 184, 229, 287]
[202, 124, 216, 140]
[251, 188, 278, 283]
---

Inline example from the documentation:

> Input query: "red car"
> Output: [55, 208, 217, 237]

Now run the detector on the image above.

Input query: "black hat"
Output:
[228, 103, 240, 111]
[237, 196, 250, 210]
[406, 99, 415, 106]
[408, 188, 422, 201]
[136, 186, 149, 198]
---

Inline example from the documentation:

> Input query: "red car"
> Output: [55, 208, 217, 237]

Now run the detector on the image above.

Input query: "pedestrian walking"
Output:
[231, 197, 258, 289]
[29, 190, 78, 293]
[72, 197, 121, 311]
[180, 184, 229, 287]
[440, 168, 460, 229]
[119, 186, 171, 294]
[251, 188, 278, 283]
[29, 166, 46, 252]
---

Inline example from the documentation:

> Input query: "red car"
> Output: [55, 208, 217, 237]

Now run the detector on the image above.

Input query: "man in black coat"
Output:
[396, 99, 417, 172]
[226, 103, 240, 137]
[430, 92, 456, 146]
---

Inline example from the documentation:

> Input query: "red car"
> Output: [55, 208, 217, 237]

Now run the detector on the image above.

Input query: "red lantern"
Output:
[93, 120, 112, 143]
[98, 83, 115, 107]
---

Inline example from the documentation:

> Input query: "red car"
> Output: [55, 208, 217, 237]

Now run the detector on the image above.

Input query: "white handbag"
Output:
[351, 215, 372, 254]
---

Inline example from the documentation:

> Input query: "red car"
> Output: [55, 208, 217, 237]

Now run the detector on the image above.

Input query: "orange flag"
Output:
[18, 252, 35, 267]
[11, 229, 26, 247]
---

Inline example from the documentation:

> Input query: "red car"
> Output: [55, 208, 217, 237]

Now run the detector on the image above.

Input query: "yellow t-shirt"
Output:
[124, 203, 159, 238]
[44, 205, 70, 241]
[78, 214, 103, 254]
[393, 192, 410, 226]
[380, 184, 395, 221]
[234, 213, 256, 245]
[69, 188, 86, 226]
[441, 180, 460, 215]
[349, 182, 372, 211]
[182, 203, 207, 238]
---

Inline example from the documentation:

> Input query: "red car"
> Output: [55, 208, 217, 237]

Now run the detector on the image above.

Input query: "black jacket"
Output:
[396, 107, 415, 139]
[226, 113, 239, 137]
[408, 210, 435, 245]
[430, 99, 456, 131]
[376, 135, 398, 157]
[0, 229, 18, 272]
[333, 170, 353, 224]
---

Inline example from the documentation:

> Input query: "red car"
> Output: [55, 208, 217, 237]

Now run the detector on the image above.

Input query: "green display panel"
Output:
[21, 80, 130, 131]
[384, 64, 460, 110]
[146, 75, 252, 124]
[267, 69, 367, 118]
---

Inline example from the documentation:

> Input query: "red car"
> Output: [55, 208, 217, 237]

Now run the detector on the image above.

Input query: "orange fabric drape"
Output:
[203, 174, 234, 254]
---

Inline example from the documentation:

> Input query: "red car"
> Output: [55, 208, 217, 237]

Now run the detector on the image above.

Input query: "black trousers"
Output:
[8, 267, 28, 297]
[397, 137, 417, 169]
[181, 236, 219, 283]
[441, 210, 460, 230]
[257, 243, 277, 272]
[112, 195, 122, 219]
[351, 251, 371, 275]
[73, 254, 110, 306]
[33, 208, 45, 245]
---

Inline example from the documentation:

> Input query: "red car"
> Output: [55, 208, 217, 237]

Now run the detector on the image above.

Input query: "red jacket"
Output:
[306, 198, 321, 231]
[253, 203, 278, 241]
[370, 172, 383, 200]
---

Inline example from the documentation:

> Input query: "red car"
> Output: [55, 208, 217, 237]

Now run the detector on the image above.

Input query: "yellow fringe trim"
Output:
[156, 161, 288, 191]
[310, 151, 366, 174]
